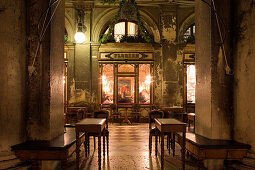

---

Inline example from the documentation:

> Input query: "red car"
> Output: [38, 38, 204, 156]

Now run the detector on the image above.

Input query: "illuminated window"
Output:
[187, 65, 196, 103]
[104, 21, 139, 42]
[102, 64, 114, 104]
[184, 24, 195, 43]
[118, 64, 135, 72]
[139, 64, 151, 104]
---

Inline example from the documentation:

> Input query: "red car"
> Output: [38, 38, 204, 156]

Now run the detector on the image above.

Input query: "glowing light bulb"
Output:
[74, 32, 85, 43]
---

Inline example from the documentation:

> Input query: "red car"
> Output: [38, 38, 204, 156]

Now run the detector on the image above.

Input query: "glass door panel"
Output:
[139, 64, 151, 104]
[187, 65, 196, 103]
[102, 64, 114, 104]
[118, 77, 135, 104]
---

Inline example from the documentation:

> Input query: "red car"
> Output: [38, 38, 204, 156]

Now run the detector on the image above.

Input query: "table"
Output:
[162, 106, 183, 118]
[11, 127, 85, 170]
[75, 118, 106, 170]
[118, 105, 132, 124]
[155, 118, 186, 170]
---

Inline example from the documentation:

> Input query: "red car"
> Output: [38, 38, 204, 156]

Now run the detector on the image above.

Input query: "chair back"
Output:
[110, 104, 117, 112]
[132, 104, 140, 112]
[94, 110, 109, 128]
[88, 104, 96, 113]
[149, 110, 163, 129]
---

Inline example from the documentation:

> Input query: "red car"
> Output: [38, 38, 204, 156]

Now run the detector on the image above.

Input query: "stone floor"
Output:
[67, 123, 199, 170]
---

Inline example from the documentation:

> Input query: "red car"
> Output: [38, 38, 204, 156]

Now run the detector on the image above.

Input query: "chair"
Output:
[85, 103, 96, 118]
[149, 110, 163, 156]
[110, 104, 122, 123]
[130, 104, 141, 123]
[84, 110, 109, 157]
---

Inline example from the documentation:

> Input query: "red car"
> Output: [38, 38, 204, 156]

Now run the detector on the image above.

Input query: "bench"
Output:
[176, 132, 251, 168]
[11, 127, 85, 170]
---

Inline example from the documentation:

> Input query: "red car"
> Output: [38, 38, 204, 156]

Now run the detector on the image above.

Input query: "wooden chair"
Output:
[149, 110, 163, 156]
[85, 110, 109, 157]
[110, 104, 122, 123]
[130, 104, 141, 123]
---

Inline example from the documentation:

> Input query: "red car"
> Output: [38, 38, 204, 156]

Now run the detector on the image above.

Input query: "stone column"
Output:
[195, 0, 232, 139]
[26, 0, 65, 140]
[160, 5, 183, 106]
[196, 1, 232, 168]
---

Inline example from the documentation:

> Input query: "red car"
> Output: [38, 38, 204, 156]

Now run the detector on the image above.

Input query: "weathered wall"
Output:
[160, 4, 183, 106]
[233, 0, 255, 153]
[195, 0, 232, 139]
[0, 0, 27, 151]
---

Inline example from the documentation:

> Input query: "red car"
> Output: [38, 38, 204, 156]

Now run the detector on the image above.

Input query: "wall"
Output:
[233, 0, 255, 153]
[0, 0, 27, 152]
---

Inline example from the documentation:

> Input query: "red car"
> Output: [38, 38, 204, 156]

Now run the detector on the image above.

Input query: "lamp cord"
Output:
[201, 0, 232, 75]
[29, 0, 62, 76]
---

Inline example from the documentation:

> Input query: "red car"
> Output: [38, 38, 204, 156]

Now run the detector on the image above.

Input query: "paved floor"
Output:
[67, 123, 198, 170]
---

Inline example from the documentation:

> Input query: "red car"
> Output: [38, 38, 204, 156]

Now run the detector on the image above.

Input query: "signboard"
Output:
[100, 52, 153, 60]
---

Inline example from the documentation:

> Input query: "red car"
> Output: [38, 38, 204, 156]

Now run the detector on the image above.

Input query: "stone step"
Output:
[0, 151, 31, 170]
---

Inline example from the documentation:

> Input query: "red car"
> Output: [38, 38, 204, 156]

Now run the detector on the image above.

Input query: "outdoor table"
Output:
[75, 118, 106, 170]
[155, 118, 186, 170]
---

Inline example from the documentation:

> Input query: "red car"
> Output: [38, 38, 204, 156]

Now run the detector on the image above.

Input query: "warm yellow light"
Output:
[145, 75, 151, 85]
[74, 32, 85, 43]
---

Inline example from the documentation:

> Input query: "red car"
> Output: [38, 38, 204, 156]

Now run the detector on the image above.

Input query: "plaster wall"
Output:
[233, 0, 255, 153]
[0, 0, 27, 151]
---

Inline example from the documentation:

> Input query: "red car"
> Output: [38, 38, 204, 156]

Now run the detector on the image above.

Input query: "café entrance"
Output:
[98, 43, 155, 118]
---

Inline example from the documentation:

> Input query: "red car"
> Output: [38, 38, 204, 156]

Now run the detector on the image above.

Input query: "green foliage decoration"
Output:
[99, 0, 154, 44]
[185, 34, 195, 44]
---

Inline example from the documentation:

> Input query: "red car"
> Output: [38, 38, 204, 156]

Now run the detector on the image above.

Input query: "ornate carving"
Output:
[120, 1, 137, 21]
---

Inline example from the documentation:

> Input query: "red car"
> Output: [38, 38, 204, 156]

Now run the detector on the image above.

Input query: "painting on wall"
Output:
[118, 77, 134, 104]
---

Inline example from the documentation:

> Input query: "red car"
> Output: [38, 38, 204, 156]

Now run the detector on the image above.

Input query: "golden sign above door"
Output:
[100, 52, 153, 60]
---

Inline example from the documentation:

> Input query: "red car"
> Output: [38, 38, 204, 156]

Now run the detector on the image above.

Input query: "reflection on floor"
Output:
[66, 123, 198, 170]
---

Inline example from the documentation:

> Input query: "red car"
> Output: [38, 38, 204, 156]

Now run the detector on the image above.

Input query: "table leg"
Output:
[76, 132, 80, 170]
[31, 160, 39, 170]
[61, 160, 67, 170]
[103, 129, 106, 157]
[172, 133, 175, 157]
[161, 133, 164, 170]
[182, 131, 186, 170]
[155, 135, 158, 157]
[87, 135, 90, 156]
[98, 134, 101, 170]
[149, 134, 152, 155]
[122, 108, 131, 124]
[106, 131, 109, 155]
[84, 134, 87, 157]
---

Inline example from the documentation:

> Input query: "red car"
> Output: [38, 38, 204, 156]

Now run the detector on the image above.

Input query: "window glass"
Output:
[139, 64, 151, 104]
[102, 64, 114, 104]
[114, 22, 125, 42]
[118, 64, 135, 72]
[128, 22, 138, 36]
[187, 65, 196, 103]
[118, 77, 135, 104]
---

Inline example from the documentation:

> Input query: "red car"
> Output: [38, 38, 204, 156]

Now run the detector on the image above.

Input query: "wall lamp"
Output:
[74, 8, 87, 43]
